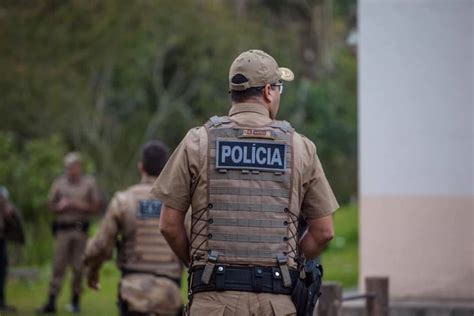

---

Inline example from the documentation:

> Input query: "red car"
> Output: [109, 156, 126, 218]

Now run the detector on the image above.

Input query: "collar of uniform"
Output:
[141, 175, 157, 185]
[228, 103, 270, 118]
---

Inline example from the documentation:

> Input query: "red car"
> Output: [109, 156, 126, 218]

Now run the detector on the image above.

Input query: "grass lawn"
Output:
[323, 203, 359, 288]
[6, 204, 358, 315]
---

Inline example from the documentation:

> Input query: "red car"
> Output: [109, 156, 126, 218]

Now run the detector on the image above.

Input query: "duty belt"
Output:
[52, 221, 90, 233]
[190, 265, 298, 295]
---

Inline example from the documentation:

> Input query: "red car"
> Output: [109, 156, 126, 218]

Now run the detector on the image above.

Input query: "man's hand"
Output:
[86, 268, 100, 290]
[56, 197, 71, 213]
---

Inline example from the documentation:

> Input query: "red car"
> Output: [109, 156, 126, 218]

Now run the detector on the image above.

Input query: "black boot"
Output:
[68, 294, 80, 314]
[36, 294, 56, 314]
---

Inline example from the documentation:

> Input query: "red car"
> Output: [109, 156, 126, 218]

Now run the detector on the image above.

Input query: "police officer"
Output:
[153, 49, 339, 315]
[84, 141, 183, 316]
[38, 152, 102, 314]
[0, 186, 24, 312]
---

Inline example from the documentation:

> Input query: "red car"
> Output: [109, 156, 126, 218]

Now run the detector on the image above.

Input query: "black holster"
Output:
[291, 261, 323, 316]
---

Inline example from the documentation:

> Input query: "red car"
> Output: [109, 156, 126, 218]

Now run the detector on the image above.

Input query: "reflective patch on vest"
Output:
[238, 129, 275, 140]
[138, 200, 162, 219]
[216, 139, 286, 172]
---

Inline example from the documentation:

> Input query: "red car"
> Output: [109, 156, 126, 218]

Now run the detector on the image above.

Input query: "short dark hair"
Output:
[141, 140, 170, 176]
[229, 73, 263, 103]
[230, 87, 264, 103]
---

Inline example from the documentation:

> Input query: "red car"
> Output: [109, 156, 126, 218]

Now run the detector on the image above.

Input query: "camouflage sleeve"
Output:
[84, 193, 122, 271]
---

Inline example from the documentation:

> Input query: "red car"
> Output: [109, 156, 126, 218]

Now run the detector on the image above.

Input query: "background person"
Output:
[0, 186, 25, 312]
[38, 152, 102, 314]
[84, 140, 183, 316]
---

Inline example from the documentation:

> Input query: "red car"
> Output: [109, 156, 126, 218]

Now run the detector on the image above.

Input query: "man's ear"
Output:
[138, 161, 144, 173]
[263, 84, 273, 103]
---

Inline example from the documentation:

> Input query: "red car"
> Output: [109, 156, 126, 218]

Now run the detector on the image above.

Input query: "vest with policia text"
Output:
[116, 185, 181, 280]
[191, 116, 300, 288]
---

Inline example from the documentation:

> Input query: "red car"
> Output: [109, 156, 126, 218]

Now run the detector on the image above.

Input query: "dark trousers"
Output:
[0, 239, 8, 305]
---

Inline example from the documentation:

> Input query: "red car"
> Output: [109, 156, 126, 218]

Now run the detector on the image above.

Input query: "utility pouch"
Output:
[291, 260, 323, 316]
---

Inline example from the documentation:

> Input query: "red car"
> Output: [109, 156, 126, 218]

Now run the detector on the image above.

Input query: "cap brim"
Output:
[278, 67, 294, 81]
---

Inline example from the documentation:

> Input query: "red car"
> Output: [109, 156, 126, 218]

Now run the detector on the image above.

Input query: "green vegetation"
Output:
[323, 204, 359, 287]
[8, 263, 121, 315]
[0, 0, 357, 204]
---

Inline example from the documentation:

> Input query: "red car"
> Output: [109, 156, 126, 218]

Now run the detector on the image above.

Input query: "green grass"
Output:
[322, 204, 359, 288]
[6, 204, 358, 314]
[7, 262, 191, 316]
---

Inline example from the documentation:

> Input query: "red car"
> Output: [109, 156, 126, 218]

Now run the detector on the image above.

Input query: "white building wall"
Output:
[359, 0, 473, 299]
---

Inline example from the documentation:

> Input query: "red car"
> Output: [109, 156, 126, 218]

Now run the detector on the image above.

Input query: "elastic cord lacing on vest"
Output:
[190, 205, 211, 264]
[284, 208, 299, 261]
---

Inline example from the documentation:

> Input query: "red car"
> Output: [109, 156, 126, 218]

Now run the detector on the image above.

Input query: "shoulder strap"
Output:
[206, 116, 232, 128]
[270, 120, 294, 133]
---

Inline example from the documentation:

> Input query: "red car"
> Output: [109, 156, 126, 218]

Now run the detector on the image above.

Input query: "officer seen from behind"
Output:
[153, 49, 339, 315]
[84, 141, 183, 316]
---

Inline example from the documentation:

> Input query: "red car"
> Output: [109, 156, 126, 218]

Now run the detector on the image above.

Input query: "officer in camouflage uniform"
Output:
[84, 140, 183, 316]
[38, 152, 102, 314]
[153, 49, 339, 315]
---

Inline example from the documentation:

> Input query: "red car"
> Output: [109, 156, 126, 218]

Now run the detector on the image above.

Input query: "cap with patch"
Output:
[229, 49, 294, 91]
[64, 152, 82, 167]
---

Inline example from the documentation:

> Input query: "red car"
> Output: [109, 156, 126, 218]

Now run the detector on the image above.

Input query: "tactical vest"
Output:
[117, 187, 181, 280]
[191, 116, 299, 285]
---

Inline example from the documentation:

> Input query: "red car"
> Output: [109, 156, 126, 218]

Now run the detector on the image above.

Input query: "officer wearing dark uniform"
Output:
[0, 186, 24, 312]
[38, 152, 102, 314]
[84, 141, 183, 316]
[152, 49, 339, 315]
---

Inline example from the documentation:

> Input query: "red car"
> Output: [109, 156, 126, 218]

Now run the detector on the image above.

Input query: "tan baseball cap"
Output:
[229, 49, 294, 91]
[64, 152, 82, 167]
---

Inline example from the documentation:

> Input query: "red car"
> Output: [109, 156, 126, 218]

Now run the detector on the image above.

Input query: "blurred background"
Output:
[0, 1, 358, 314]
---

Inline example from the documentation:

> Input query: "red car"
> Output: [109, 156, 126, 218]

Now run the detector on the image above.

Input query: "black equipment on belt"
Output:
[190, 265, 298, 295]
[291, 216, 324, 316]
[51, 221, 90, 235]
[121, 268, 181, 287]
[291, 260, 323, 316]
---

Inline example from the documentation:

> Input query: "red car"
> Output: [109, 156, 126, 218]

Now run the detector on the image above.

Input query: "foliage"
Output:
[0, 0, 356, 200]
[283, 52, 358, 202]
[0, 132, 66, 220]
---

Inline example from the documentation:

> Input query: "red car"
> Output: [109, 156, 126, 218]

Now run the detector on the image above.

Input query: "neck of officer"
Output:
[140, 173, 156, 184]
[67, 173, 81, 184]
[233, 97, 272, 118]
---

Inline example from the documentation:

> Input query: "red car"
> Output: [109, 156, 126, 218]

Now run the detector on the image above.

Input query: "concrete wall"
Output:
[358, 0, 473, 299]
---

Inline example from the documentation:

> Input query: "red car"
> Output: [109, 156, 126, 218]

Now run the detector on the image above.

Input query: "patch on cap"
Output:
[278, 67, 294, 81]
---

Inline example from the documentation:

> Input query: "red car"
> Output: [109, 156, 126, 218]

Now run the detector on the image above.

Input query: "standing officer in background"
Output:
[0, 186, 25, 312]
[153, 49, 339, 315]
[38, 152, 102, 314]
[84, 140, 183, 316]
